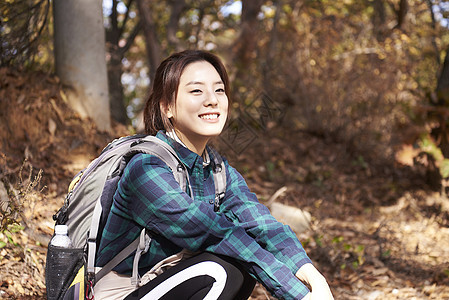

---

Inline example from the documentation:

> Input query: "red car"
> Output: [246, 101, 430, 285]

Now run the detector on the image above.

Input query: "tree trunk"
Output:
[437, 47, 449, 106]
[106, 0, 141, 125]
[108, 53, 128, 125]
[372, 0, 387, 41]
[395, 0, 408, 30]
[426, 0, 441, 67]
[53, 0, 111, 132]
[233, 0, 264, 72]
[425, 48, 449, 189]
[230, 0, 264, 101]
[262, 0, 281, 89]
[167, 0, 187, 52]
[137, 0, 162, 84]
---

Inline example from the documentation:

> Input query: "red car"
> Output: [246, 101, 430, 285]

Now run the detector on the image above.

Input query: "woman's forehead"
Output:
[180, 61, 222, 84]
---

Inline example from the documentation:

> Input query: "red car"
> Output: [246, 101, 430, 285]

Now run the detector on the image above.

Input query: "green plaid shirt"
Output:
[97, 131, 312, 299]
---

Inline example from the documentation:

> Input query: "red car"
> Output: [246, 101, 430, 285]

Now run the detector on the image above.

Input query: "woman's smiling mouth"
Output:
[199, 113, 219, 120]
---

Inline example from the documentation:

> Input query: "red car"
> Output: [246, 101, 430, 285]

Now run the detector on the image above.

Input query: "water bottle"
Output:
[50, 225, 73, 248]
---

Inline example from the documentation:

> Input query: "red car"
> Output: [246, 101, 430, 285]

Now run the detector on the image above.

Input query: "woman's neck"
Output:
[169, 129, 208, 156]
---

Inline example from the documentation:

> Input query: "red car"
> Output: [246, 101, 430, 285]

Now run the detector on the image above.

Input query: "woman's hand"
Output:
[296, 263, 334, 300]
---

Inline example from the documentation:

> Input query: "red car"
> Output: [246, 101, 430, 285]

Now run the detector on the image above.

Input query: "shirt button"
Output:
[209, 199, 214, 204]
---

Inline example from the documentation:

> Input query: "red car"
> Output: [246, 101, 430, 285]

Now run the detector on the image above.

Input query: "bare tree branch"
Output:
[119, 20, 142, 56]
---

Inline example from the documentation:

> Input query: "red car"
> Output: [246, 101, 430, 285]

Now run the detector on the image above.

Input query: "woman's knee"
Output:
[192, 253, 256, 300]
[125, 252, 255, 300]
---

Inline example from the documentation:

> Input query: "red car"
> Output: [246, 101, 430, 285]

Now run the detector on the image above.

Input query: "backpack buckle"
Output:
[214, 192, 225, 212]
[213, 163, 222, 173]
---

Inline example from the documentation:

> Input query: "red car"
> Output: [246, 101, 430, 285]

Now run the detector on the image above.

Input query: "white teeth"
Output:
[200, 114, 218, 120]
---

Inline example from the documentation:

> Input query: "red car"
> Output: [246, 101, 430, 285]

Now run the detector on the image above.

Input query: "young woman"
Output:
[95, 50, 334, 300]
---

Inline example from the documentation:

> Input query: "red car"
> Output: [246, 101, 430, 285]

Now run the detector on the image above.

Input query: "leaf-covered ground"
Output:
[0, 68, 448, 299]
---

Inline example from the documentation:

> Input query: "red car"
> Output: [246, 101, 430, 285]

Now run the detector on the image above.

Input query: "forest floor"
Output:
[1, 67, 449, 299]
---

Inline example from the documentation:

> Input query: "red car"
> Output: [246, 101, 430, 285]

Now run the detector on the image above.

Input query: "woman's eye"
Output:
[190, 89, 202, 94]
[216, 88, 225, 93]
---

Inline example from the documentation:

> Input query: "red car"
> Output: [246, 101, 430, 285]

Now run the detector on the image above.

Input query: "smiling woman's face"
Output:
[167, 60, 228, 152]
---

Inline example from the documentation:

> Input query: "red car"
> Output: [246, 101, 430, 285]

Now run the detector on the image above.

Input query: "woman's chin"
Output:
[198, 125, 226, 138]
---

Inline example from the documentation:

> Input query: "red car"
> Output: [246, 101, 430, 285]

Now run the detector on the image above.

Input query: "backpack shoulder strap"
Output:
[128, 135, 194, 196]
[209, 147, 227, 212]
[89, 136, 192, 284]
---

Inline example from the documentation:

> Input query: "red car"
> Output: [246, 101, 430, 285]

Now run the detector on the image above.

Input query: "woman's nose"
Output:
[204, 90, 218, 106]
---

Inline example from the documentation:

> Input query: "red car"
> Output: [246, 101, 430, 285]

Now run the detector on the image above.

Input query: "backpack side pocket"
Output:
[45, 244, 84, 300]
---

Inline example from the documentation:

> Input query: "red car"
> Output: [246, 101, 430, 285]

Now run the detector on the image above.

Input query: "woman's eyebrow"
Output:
[186, 81, 204, 86]
[185, 80, 223, 86]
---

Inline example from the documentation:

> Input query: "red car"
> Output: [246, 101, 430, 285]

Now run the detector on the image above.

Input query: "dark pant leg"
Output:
[124, 252, 256, 300]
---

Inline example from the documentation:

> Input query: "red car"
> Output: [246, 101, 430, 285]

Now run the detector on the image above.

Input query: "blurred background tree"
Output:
[2, 0, 449, 189]
[53, 0, 111, 131]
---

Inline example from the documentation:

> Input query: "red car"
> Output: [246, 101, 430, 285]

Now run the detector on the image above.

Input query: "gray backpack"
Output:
[45, 135, 226, 300]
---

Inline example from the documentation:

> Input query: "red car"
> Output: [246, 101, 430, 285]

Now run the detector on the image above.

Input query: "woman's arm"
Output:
[219, 160, 333, 299]
[219, 160, 312, 274]
[117, 154, 310, 299]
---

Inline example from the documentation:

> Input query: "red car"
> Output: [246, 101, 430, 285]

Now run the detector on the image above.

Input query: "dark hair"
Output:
[144, 50, 231, 135]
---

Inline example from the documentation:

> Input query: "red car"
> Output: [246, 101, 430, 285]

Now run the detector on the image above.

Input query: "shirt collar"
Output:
[155, 131, 211, 169]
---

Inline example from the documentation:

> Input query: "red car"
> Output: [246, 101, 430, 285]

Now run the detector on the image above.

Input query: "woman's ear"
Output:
[161, 102, 174, 119]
